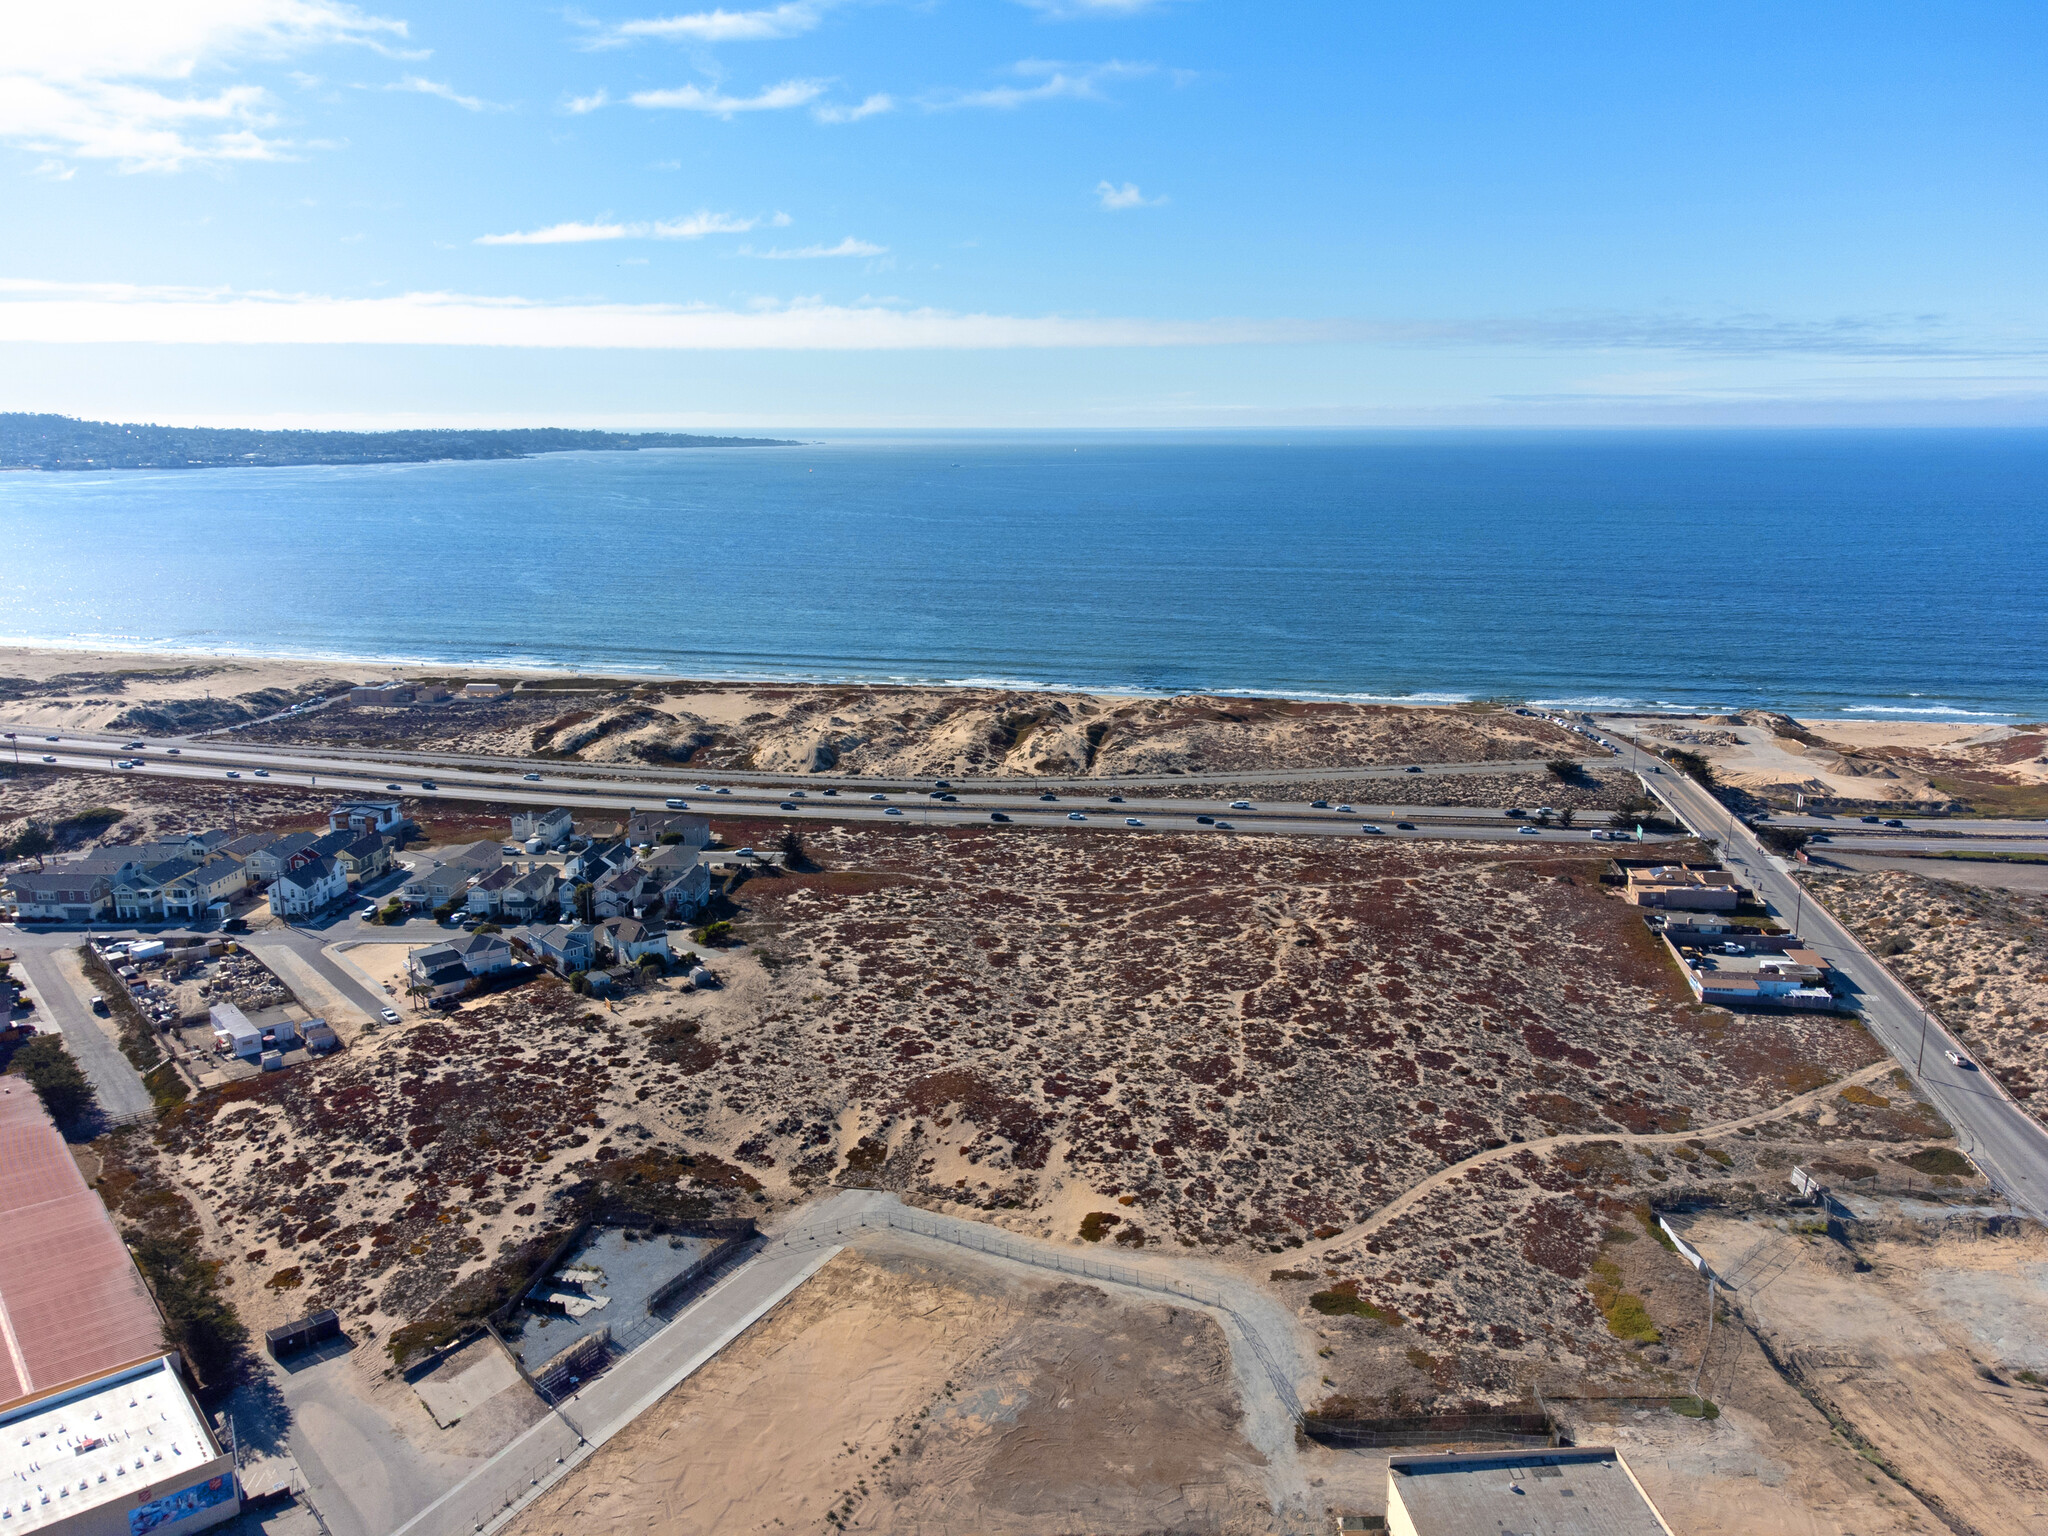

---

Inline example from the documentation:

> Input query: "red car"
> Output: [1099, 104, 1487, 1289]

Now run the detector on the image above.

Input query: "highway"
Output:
[4, 730, 1672, 848]
[1616, 730, 2048, 1222]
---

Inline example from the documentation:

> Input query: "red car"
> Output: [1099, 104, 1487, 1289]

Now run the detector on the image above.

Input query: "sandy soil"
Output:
[0, 765, 337, 860]
[504, 1241, 1288, 1535]
[1799, 868, 2048, 1122]
[1680, 1210, 2048, 1535]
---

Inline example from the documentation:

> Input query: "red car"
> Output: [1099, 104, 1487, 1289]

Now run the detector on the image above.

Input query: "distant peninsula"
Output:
[0, 413, 799, 470]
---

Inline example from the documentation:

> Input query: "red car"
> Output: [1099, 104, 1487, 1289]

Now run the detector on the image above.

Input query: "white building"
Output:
[268, 856, 347, 918]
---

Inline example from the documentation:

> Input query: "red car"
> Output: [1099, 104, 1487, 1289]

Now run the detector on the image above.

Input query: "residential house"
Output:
[564, 840, 630, 885]
[269, 856, 347, 918]
[328, 799, 404, 835]
[406, 945, 473, 999]
[511, 922, 596, 975]
[4, 855, 124, 923]
[442, 840, 505, 879]
[334, 833, 394, 886]
[652, 862, 712, 918]
[595, 917, 672, 966]
[625, 811, 711, 850]
[443, 931, 515, 974]
[465, 863, 558, 921]
[511, 807, 574, 848]
[398, 859, 471, 910]
[218, 831, 275, 863]
[161, 857, 248, 918]
[243, 832, 322, 885]
[591, 866, 659, 920]
[113, 858, 196, 922]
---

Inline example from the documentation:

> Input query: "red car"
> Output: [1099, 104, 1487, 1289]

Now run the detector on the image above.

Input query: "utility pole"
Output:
[1917, 1005, 1932, 1076]
[1692, 1275, 1718, 1402]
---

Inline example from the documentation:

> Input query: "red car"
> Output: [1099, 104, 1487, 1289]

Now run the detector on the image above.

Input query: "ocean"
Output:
[2, 429, 2043, 719]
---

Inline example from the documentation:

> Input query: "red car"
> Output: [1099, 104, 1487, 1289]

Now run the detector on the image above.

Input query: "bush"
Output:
[694, 920, 733, 947]
[128, 1234, 248, 1383]
[1546, 759, 1582, 782]
[4, 823, 52, 861]
[658, 831, 687, 845]
[8, 1034, 96, 1124]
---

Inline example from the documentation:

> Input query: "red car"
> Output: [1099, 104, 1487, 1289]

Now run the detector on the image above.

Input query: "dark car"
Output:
[1406, 766, 1423, 773]
[929, 790, 949, 799]
[1195, 814, 1215, 825]
[222, 917, 248, 933]
[779, 802, 797, 811]
[1861, 815, 1881, 823]
[1396, 821, 1416, 830]
[91, 997, 110, 1016]
[934, 780, 951, 789]
[1505, 808, 1525, 819]
[822, 788, 839, 796]
[1106, 795, 1125, 803]
[1885, 818, 1907, 828]
[1039, 792, 1059, 802]
[990, 811, 1011, 822]
[1311, 800, 1329, 808]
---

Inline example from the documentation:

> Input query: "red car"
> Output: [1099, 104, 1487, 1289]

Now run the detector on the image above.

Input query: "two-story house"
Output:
[269, 856, 347, 918]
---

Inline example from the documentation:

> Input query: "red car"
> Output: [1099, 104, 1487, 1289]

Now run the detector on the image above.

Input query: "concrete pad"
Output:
[412, 1342, 522, 1429]
[255, 944, 373, 1027]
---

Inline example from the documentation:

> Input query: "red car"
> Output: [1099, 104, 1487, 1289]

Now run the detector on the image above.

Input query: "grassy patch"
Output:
[1671, 1395, 1720, 1419]
[5, 1033, 97, 1125]
[1904, 1146, 1975, 1177]
[1307, 1281, 1404, 1326]
[1900, 850, 2048, 866]
[1588, 1248, 1660, 1345]
[1634, 1203, 1677, 1252]
[1838, 1083, 1891, 1108]
[1078, 1211, 1121, 1242]
[143, 1061, 192, 1112]
[1928, 778, 2048, 819]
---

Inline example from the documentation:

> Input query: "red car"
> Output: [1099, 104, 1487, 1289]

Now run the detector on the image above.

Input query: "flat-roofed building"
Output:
[1623, 863, 1741, 911]
[0, 1082, 167, 1411]
[1385, 1447, 1673, 1536]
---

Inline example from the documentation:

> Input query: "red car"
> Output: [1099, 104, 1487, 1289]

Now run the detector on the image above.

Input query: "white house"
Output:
[269, 856, 347, 918]
[406, 945, 472, 999]
[511, 807, 574, 847]
[596, 917, 672, 966]
[511, 922, 596, 974]
[329, 799, 404, 835]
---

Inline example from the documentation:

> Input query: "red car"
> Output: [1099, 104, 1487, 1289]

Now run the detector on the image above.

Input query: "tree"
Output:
[10, 1035, 96, 1125]
[573, 882, 595, 923]
[778, 827, 811, 869]
[1545, 759, 1581, 783]
[1557, 807, 1576, 828]
[7, 823, 52, 865]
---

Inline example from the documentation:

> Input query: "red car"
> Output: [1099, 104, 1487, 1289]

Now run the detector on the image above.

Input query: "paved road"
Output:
[1773, 812, 2048, 836]
[1622, 734, 2048, 1222]
[15, 735, 1669, 850]
[8, 943, 153, 1118]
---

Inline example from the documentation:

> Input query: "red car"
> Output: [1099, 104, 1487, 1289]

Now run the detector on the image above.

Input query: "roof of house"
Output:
[600, 917, 666, 944]
[339, 833, 388, 859]
[410, 944, 462, 968]
[190, 857, 243, 884]
[446, 840, 502, 867]
[220, 832, 274, 858]
[259, 831, 322, 860]
[421, 961, 471, 988]
[276, 855, 339, 891]
[511, 866, 556, 894]
[0, 1081, 167, 1410]
[447, 932, 511, 959]
[472, 865, 520, 892]
[516, 922, 593, 954]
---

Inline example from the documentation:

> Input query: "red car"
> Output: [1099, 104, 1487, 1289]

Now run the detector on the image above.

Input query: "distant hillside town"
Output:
[0, 413, 799, 470]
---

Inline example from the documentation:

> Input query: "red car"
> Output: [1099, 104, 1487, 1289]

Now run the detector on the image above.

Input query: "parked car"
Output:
[91, 997, 110, 1016]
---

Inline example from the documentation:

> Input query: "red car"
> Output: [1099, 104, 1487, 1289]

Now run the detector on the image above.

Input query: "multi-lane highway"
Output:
[3, 729, 1666, 847]
[1621, 731, 2048, 1222]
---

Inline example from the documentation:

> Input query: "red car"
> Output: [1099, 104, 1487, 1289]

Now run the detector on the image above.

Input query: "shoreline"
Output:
[0, 638, 2036, 724]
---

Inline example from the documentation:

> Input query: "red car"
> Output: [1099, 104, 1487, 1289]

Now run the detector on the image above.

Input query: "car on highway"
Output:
[116, 759, 135, 768]
[1229, 800, 1253, 810]
[694, 784, 713, 792]
[1195, 814, 1215, 825]
[1039, 792, 1059, 802]
[989, 811, 1011, 822]
[386, 782, 401, 790]
[420, 779, 436, 789]
[929, 790, 948, 799]
[1125, 818, 1144, 827]
[254, 768, 269, 777]
[1861, 815, 1881, 823]
[870, 793, 888, 801]
[1518, 825, 1540, 834]
[736, 848, 756, 858]
[1885, 818, 1907, 829]
[788, 790, 808, 798]
[1213, 819, 1235, 829]
[1360, 823, 1383, 834]
[225, 770, 241, 778]
[716, 787, 732, 795]
[1312, 800, 1329, 808]
[524, 772, 542, 781]
[666, 797, 688, 809]
[1505, 808, 1524, 818]
[821, 788, 839, 796]
[1335, 804, 1353, 813]
[1067, 811, 1087, 821]
[125, 740, 143, 749]
[40, 754, 55, 763]
[1106, 794, 1125, 803]
[1406, 766, 1423, 773]
[779, 802, 797, 811]
[934, 780, 951, 789]
[44, 735, 57, 742]
[380, 1008, 402, 1025]
[166, 747, 180, 754]
[884, 806, 903, 816]
[1946, 1049, 1974, 1069]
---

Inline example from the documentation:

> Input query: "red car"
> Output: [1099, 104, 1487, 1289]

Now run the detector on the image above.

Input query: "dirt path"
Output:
[1304, 1060, 1899, 1257]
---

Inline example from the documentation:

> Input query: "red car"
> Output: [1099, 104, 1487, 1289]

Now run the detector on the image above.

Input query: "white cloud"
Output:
[1095, 179, 1164, 210]
[0, 1, 408, 171]
[384, 75, 499, 111]
[0, 276, 1342, 349]
[600, 3, 833, 45]
[476, 210, 769, 245]
[628, 78, 825, 114]
[567, 87, 610, 114]
[924, 59, 1151, 111]
[740, 236, 886, 258]
[812, 92, 893, 123]
[30, 157, 75, 181]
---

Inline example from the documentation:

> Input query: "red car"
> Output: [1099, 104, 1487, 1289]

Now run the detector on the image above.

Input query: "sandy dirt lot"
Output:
[504, 1240, 1297, 1536]
[1799, 867, 2048, 1123]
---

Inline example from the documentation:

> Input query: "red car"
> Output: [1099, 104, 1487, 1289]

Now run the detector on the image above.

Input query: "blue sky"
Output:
[2, 0, 2044, 427]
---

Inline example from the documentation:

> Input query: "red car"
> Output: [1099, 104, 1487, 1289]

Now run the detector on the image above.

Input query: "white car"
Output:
[1360, 823, 1382, 833]
[1335, 804, 1354, 813]
[1125, 817, 1144, 827]
[884, 806, 903, 816]
[225, 770, 241, 779]
[1229, 800, 1253, 810]
[1518, 825, 1540, 835]
[1067, 811, 1087, 821]
[666, 797, 688, 809]
[380, 1008, 401, 1025]
[694, 783, 712, 792]
[1945, 1049, 1974, 1069]
[40, 754, 55, 763]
